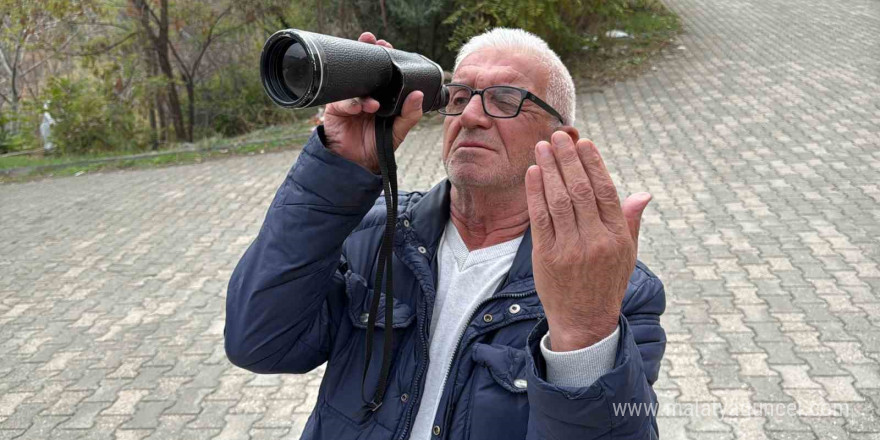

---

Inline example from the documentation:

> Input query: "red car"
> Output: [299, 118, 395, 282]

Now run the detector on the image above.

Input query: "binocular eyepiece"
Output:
[260, 29, 449, 117]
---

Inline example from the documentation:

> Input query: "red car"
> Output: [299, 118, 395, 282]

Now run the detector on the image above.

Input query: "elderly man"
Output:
[225, 28, 666, 439]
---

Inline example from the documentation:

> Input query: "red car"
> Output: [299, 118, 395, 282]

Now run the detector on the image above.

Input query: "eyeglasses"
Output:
[438, 84, 565, 125]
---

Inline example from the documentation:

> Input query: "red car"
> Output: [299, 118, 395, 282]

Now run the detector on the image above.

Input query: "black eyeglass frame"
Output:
[438, 83, 565, 125]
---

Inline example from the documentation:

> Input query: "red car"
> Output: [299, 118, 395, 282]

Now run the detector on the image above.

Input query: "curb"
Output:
[0, 133, 309, 177]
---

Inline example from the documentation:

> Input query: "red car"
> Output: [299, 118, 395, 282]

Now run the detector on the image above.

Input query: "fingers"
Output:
[535, 140, 578, 236]
[358, 32, 394, 49]
[621, 192, 652, 254]
[576, 138, 625, 229]
[326, 97, 380, 116]
[391, 91, 424, 148]
[550, 131, 601, 233]
[361, 97, 381, 112]
[526, 165, 555, 249]
[358, 32, 377, 44]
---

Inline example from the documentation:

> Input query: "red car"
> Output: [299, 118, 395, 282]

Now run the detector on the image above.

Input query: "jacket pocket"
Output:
[466, 343, 531, 440]
[324, 271, 417, 430]
[346, 271, 416, 330]
[471, 342, 530, 394]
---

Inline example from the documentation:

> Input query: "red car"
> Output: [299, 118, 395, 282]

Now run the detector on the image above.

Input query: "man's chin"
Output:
[445, 162, 520, 189]
[445, 162, 494, 187]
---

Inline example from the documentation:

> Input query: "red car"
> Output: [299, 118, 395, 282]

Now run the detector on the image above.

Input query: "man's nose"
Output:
[459, 94, 492, 129]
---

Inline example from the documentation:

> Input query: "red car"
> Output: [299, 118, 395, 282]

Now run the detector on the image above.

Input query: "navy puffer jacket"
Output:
[225, 128, 667, 440]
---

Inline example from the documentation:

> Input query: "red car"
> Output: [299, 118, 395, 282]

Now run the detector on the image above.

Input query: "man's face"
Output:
[442, 48, 555, 189]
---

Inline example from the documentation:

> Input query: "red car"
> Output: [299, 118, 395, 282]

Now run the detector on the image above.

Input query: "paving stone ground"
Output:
[2, 0, 879, 438]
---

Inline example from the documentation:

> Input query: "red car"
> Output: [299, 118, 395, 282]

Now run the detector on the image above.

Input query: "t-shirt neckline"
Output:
[442, 220, 523, 271]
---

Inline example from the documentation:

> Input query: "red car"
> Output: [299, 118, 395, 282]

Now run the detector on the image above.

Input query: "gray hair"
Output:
[453, 28, 576, 126]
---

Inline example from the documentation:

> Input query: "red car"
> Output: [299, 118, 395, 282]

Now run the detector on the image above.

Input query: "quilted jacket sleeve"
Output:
[525, 265, 667, 439]
[224, 127, 383, 374]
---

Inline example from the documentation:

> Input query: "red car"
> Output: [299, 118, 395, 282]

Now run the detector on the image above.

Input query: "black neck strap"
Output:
[360, 115, 397, 415]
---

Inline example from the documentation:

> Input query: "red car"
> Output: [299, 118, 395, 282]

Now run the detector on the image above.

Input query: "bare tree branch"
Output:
[19, 33, 79, 78]
[189, 6, 234, 78]
[0, 45, 14, 77]
[168, 4, 234, 81]
[57, 32, 137, 57]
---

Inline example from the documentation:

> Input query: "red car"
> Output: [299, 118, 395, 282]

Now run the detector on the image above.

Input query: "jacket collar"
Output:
[406, 179, 535, 286]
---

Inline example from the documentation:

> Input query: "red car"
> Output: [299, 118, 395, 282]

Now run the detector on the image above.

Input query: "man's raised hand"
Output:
[525, 131, 652, 351]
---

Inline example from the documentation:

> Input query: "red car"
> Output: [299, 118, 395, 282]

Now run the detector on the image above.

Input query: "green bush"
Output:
[194, 62, 308, 139]
[446, 0, 575, 57]
[350, 0, 458, 68]
[43, 77, 143, 155]
[345, 0, 649, 68]
[0, 111, 36, 154]
[443, 0, 631, 59]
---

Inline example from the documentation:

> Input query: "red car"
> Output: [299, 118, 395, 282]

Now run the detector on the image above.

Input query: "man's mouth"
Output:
[455, 141, 493, 151]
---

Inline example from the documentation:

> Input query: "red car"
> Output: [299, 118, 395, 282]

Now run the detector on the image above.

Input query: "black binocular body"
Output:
[260, 29, 449, 117]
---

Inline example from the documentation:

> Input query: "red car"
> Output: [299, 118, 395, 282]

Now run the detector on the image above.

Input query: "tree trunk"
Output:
[155, 51, 185, 142]
[316, 0, 323, 33]
[143, 27, 159, 149]
[134, 0, 185, 142]
[156, 0, 187, 142]
[186, 80, 194, 142]
[148, 100, 157, 150]
[379, 0, 388, 35]
[157, 90, 168, 144]
[8, 46, 20, 134]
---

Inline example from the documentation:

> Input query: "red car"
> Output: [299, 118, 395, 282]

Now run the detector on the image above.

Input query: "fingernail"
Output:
[551, 132, 566, 148]
[537, 143, 551, 158]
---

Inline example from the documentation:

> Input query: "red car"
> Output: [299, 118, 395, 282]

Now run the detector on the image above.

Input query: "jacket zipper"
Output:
[395, 284, 434, 440]
[418, 288, 537, 440]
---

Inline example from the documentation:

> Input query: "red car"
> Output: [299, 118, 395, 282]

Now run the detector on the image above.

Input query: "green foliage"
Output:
[444, 0, 580, 57]
[194, 62, 298, 138]
[0, 111, 36, 154]
[347, 0, 456, 67]
[442, 0, 660, 60]
[42, 77, 143, 155]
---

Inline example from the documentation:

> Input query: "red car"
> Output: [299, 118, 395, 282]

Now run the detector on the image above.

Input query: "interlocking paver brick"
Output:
[813, 376, 866, 403]
[0, 403, 47, 430]
[16, 415, 69, 440]
[165, 389, 212, 416]
[842, 365, 880, 389]
[101, 389, 149, 416]
[42, 390, 92, 416]
[143, 415, 196, 440]
[250, 427, 292, 440]
[185, 401, 235, 429]
[122, 400, 174, 430]
[797, 351, 848, 377]
[213, 414, 261, 440]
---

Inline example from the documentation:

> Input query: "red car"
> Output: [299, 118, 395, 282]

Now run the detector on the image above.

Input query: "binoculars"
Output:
[260, 29, 449, 117]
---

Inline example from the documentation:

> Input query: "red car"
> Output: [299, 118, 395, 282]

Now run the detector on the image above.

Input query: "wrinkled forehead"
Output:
[452, 49, 549, 92]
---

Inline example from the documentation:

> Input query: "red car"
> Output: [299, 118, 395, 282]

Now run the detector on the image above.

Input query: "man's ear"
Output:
[559, 125, 579, 142]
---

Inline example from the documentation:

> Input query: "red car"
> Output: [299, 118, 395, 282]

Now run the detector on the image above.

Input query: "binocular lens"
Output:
[281, 42, 310, 101]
